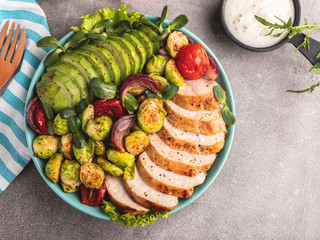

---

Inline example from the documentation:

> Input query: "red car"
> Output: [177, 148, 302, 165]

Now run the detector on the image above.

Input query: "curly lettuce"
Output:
[101, 200, 170, 227]
[72, 4, 144, 32]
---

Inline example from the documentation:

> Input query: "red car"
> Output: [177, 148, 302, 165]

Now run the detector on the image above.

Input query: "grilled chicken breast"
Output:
[164, 100, 226, 135]
[124, 166, 178, 212]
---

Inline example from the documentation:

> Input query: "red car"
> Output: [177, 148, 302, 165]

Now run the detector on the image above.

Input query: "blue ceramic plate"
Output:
[24, 15, 235, 220]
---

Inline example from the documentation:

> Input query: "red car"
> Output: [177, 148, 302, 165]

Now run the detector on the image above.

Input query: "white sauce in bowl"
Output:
[224, 0, 295, 48]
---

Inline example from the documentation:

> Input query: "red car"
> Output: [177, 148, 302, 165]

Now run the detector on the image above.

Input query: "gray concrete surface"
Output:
[1, 0, 320, 239]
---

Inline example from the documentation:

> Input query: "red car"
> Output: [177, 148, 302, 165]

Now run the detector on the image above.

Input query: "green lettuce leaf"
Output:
[101, 200, 170, 227]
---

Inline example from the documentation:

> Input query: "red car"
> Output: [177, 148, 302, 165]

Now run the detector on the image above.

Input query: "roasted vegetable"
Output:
[80, 163, 105, 189]
[86, 116, 113, 141]
[90, 78, 117, 99]
[165, 59, 184, 86]
[124, 130, 149, 155]
[80, 178, 107, 206]
[146, 55, 168, 75]
[73, 140, 95, 165]
[123, 164, 135, 180]
[60, 160, 81, 192]
[137, 99, 166, 133]
[73, 132, 86, 149]
[33, 135, 59, 159]
[94, 98, 125, 122]
[107, 149, 135, 169]
[166, 31, 189, 58]
[149, 74, 169, 92]
[80, 104, 94, 132]
[60, 133, 73, 159]
[45, 153, 64, 183]
[95, 141, 106, 156]
[54, 114, 70, 135]
[97, 157, 124, 176]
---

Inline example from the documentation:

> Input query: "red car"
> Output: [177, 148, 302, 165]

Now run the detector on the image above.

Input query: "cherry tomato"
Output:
[175, 43, 209, 80]
[80, 178, 107, 206]
[34, 102, 49, 135]
[94, 98, 125, 122]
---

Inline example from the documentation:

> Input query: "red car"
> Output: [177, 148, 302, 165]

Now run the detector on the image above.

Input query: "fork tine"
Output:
[12, 27, 26, 67]
[0, 20, 10, 50]
[6, 24, 21, 62]
[0, 22, 15, 60]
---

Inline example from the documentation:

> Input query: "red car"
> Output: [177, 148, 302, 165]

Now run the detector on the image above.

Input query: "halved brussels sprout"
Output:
[149, 74, 170, 92]
[107, 149, 135, 169]
[97, 157, 123, 176]
[33, 135, 59, 160]
[86, 116, 113, 141]
[60, 133, 73, 159]
[80, 163, 105, 189]
[146, 55, 169, 75]
[45, 153, 64, 183]
[80, 104, 94, 132]
[165, 59, 184, 86]
[137, 99, 166, 133]
[123, 164, 135, 180]
[54, 114, 70, 135]
[95, 141, 106, 156]
[166, 31, 189, 58]
[73, 140, 95, 165]
[124, 131, 149, 155]
[60, 160, 81, 192]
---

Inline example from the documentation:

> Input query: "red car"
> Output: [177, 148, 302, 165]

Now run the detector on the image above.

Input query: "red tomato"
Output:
[175, 43, 209, 80]
[34, 103, 49, 135]
[80, 178, 107, 206]
[94, 98, 125, 122]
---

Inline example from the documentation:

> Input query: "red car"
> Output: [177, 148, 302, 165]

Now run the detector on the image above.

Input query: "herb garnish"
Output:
[213, 86, 235, 126]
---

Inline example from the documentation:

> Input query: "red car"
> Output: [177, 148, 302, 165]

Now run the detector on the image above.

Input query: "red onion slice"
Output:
[26, 96, 42, 134]
[158, 47, 168, 56]
[205, 55, 220, 81]
[187, 36, 194, 44]
[111, 114, 136, 153]
[120, 74, 158, 104]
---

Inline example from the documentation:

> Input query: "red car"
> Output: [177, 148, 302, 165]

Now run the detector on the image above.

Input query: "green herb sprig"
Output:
[213, 86, 235, 126]
[256, 16, 320, 93]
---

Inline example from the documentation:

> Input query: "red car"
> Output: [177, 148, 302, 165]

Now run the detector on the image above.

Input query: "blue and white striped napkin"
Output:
[0, 0, 50, 193]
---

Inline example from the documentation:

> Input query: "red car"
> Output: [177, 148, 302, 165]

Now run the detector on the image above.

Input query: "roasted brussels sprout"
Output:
[80, 163, 105, 189]
[146, 55, 168, 75]
[124, 131, 149, 155]
[80, 104, 94, 132]
[149, 74, 170, 92]
[45, 153, 64, 183]
[123, 164, 135, 180]
[33, 135, 59, 160]
[131, 123, 142, 132]
[95, 141, 106, 156]
[107, 149, 135, 169]
[166, 31, 189, 58]
[86, 116, 113, 141]
[73, 140, 95, 165]
[60, 133, 73, 159]
[137, 99, 166, 133]
[60, 160, 81, 192]
[97, 157, 124, 176]
[54, 114, 70, 135]
[165, 59, 184, 86]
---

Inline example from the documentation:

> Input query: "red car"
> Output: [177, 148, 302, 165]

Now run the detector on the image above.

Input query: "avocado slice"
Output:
[138, 25, 160, 55]
[129, 29, 153, 62]
[82, 45, 121, 86]
[74, 48, 111, 83]
[47, 62, 89, 100]
[122, 33, 147, 73]
[109, 36, 140, 75]
[37, 75, 73, 112]
[94, 39, 131, 82]
[44, 70, 81, 107]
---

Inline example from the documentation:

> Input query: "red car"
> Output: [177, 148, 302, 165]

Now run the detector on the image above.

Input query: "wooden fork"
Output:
[0, 20, 26, 90]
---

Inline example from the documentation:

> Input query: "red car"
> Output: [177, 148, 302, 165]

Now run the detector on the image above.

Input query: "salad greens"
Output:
[255, 16, 320, 93]
[101, 200, 170, 227]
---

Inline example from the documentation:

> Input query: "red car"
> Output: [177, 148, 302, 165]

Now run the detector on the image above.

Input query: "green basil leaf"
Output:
[162, 84, 179, 100]
[139, 18, 161, 33]
[44, 48, 63, 67]
[43, 103, 53, 120]
[158, 6, 168, 29]
[316, 53, 320, 59]
[36, 36, 63, 49]
[92, 19, 114, 33]
[47, 120, 54, 135]
[169, 14, 189, 30]
[145, 90, 162, 99]
[158, 28, 171, 41]
[88, 32, 109, 41]
[124, 93, 139, 112]
[310, 62, 320, 74]
[221, 106, 236, 126]
[213, 85, 226, 104]
[112, 20, 132, 36]
[65, 31, 88, 49]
